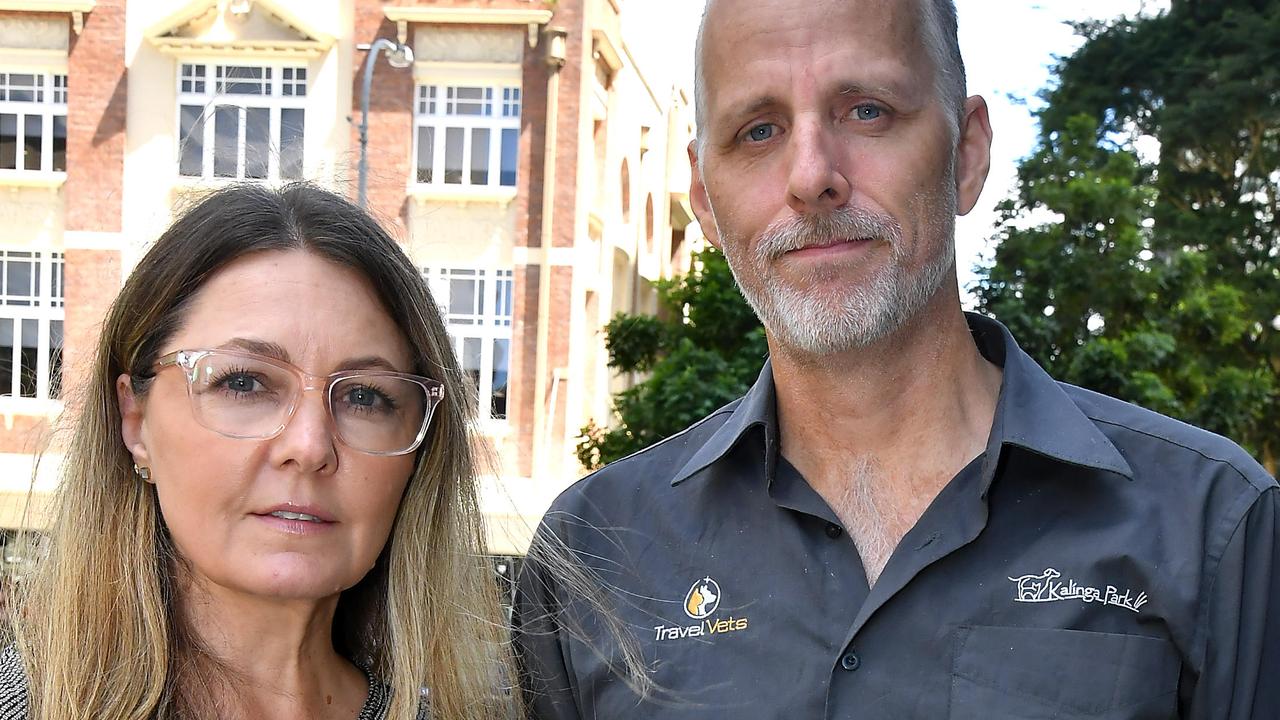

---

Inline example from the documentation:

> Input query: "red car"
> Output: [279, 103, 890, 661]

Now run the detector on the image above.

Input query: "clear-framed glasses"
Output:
[152, 349, 444, 456]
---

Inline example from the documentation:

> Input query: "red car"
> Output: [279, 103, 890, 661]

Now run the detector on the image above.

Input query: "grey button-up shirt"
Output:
[514, 314, 1279, 719]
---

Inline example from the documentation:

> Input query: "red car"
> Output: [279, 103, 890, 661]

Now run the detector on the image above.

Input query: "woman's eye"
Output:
[222, 374, 260, 393]
[852, 104, 883, 121]
[346, 387, 379, 407]
[745, 124, 777, 142]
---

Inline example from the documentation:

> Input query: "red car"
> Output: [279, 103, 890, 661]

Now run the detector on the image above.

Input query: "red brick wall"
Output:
[507, 0, 588, 477]
[61, 249, 120, 411]
[66, 0, 126, 233]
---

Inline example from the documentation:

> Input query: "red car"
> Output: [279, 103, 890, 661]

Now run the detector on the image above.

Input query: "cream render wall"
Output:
[121, 0, 356, 274]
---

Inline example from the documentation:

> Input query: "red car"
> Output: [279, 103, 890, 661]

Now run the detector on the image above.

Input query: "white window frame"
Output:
[422, 267, 514, 422]
[0, 250, 64, 405]
[176, 61, 308, 182]
[412, 64, 521, 199]
[0, 71, 67, 177]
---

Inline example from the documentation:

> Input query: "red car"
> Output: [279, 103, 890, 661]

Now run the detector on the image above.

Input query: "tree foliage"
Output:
[576, 247, 766, 470]
[975, 0, 1280, 470]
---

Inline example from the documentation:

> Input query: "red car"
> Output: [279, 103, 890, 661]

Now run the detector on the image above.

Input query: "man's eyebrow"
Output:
[218, 338, 290, 362]
[837, 82, 903, 100]
[725, 94, 785, 120]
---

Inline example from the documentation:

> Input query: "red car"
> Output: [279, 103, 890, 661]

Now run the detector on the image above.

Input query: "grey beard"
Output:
[722, 203, 956, 356]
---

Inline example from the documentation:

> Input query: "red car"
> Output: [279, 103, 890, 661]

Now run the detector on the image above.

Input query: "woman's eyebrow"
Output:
[217, 337, 290, 361]
[335, 356, 401, 372]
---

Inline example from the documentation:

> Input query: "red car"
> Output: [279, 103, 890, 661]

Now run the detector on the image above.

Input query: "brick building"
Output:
[0, 0, 701, 560]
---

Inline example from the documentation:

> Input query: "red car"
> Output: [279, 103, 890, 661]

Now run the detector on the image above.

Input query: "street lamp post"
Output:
[357, 37, 414, 208]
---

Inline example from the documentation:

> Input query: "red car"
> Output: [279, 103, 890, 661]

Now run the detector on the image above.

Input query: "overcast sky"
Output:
[627, 0, 1172, 305]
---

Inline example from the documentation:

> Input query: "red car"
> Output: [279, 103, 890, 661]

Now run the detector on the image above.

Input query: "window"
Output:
[0, 72, 67, 173]
[0, 250, 64, 401]
[177, 63, 306, 181]
[422, 267, 514, 420]
[414, 84, 520, 189]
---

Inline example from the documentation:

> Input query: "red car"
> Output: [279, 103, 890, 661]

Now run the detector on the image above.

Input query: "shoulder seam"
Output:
[1085, 414, 1274, 492]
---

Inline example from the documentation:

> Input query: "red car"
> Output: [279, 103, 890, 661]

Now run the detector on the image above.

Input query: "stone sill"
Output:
[408, 184, 518, 205]
[0, 170, 66, 189]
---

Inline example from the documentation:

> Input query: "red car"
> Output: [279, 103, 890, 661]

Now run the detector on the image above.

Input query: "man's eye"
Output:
[745, 124, 777, 142]
[853, 104, 883, 121]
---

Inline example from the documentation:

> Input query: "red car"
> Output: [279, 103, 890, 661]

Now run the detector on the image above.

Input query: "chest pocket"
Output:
[948, 625, 1180, 720]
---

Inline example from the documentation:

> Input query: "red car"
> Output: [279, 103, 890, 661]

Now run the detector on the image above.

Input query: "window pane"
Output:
[244, 107, 269, 179]
[6, 259, 31, 304]
[213, 106, 239, 178]
[179, 105, 205, 176]
[0, 114, 15, 170]
[221, 65, 267, 95]
[18, 318, 35, 398]
[51, 115, 66, 171]
[470, 128, 490, 185]
[49, 319, 62, 400]
[449, 277, 476, 318]
[500, 128, 518, 187]
[416, 126, 434, 183]
[491, 338, 509, 419]
[0, 318, 12, 396]
[279, 108, 304, 180]
[23, 115, 41, 171]
[444, 127, 464, 184]
[8, 75, 34, 103]
[451, 86, 487, 116]
[462, 337, 482, 408]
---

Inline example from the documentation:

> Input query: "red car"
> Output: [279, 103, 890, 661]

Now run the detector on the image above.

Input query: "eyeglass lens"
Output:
[184, 351, 433, 454]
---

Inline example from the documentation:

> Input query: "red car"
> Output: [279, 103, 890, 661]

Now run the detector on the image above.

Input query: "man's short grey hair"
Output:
[693, 0, 968, 154]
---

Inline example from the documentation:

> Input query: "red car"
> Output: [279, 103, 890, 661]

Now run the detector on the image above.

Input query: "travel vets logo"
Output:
[654, 576, 750, 642]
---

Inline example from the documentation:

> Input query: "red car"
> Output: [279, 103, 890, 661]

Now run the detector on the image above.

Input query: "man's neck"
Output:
[771, 295, 1003, 583]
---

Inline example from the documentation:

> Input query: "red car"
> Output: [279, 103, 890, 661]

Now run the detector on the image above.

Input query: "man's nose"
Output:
[785, 117, 851, 215]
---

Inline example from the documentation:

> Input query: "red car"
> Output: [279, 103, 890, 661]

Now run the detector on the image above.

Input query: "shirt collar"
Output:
[670, 313, 1133, 488]
[670, 359, 779, 486]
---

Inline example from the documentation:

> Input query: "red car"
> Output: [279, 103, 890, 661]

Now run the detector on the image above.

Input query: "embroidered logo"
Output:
[1008, 567, 1149, 613]
[653, 576, 749, 642]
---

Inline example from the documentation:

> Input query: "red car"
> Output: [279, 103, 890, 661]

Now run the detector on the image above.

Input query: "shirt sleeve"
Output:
[512, 523, 583, 720]
[1190, 485, 1280, 719]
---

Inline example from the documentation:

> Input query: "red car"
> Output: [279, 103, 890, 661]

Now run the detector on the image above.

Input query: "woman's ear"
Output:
[116, 374, 152, 474]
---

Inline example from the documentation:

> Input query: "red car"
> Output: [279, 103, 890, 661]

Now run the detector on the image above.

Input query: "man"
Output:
[514, 0, 1280, 717]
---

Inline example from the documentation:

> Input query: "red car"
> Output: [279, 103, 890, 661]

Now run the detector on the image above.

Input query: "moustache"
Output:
[754, 207, 903, 265]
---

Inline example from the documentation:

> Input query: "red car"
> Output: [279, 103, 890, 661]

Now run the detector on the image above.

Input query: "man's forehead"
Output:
[699, 0, 931, 107]
[702, 0, 923, 43]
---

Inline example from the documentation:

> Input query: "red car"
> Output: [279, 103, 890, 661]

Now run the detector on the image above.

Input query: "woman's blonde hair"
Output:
[8, 183, 518, 719]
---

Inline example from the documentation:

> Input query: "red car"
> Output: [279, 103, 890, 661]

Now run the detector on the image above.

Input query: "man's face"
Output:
[691, 0, 989, 355]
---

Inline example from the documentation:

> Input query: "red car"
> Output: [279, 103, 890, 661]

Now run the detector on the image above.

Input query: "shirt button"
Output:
[825, 523, 843, 539]
[840, 651, 861, 671]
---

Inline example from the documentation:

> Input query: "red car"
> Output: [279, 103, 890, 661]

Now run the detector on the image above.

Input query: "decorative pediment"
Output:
[146, 0, 333, 58]
[0, 1, 95, 35]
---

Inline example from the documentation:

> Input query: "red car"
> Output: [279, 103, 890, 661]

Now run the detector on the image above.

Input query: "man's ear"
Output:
[116, 374, 152, 477]
[688, 140, 722, 250]
[954, 95, 993, 216]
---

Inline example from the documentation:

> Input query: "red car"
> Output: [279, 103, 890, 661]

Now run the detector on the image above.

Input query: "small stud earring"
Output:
[133, 463, 152, 481]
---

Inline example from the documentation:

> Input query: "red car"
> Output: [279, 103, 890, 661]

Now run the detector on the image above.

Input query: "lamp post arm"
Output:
[358, 37, 398, 209]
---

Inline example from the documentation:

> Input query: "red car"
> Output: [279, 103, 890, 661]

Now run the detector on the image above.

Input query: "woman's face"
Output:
[119, 249, 419, 601]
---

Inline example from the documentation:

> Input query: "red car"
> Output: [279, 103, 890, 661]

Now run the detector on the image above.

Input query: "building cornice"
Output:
[383, 7, 554, 48]
[0, 0, 94, 34]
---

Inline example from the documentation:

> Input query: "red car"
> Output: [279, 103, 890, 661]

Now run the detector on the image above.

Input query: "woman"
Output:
[1, 183, 518, 719]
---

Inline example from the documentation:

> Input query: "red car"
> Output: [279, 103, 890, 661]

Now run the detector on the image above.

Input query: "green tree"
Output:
[576, 247, 766, 470]
[975, 0, 1280, 471]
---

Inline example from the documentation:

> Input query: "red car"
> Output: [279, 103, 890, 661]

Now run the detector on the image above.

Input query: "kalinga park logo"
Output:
[653, 576, 750, 642]
[1008, 567, 1149, 613]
